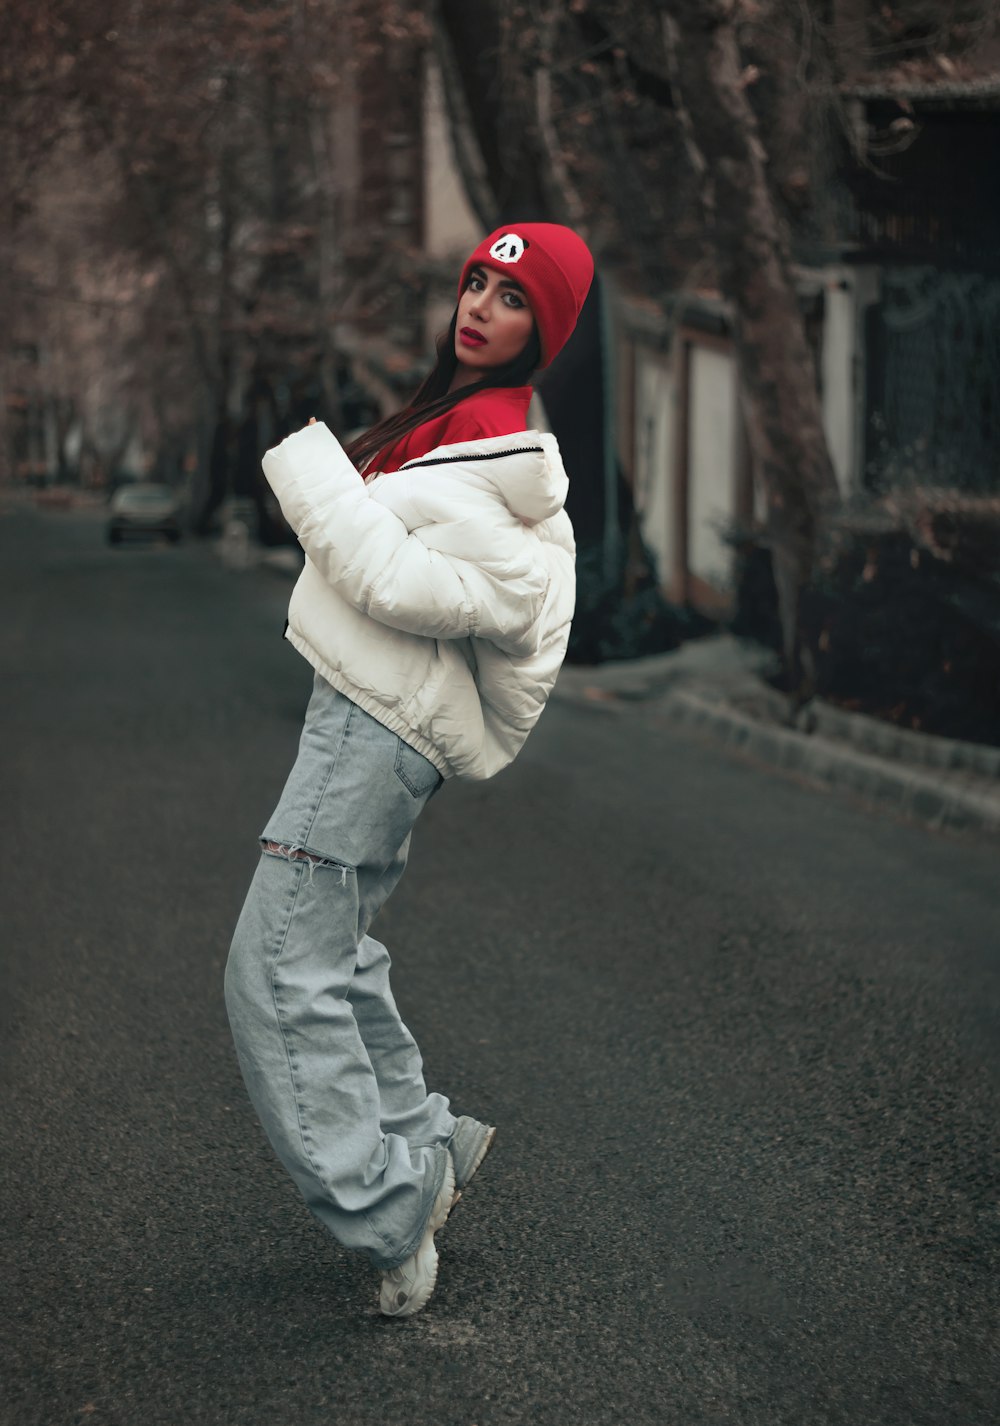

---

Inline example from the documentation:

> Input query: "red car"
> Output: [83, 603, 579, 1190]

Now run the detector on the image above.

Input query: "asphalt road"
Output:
[2, 496, 998, 1426]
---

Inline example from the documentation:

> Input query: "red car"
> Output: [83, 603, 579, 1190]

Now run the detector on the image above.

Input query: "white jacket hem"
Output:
[284, 627, 455, 780]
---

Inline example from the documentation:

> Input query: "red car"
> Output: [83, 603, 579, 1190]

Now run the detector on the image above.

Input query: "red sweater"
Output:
[370, 385, 533, 475]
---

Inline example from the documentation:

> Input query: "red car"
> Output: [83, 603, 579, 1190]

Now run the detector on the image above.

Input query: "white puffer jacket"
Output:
[261, 421, 576, 781]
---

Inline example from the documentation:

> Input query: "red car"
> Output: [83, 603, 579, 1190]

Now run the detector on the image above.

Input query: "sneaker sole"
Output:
[449, 1125, 496, 1215]
[464, 1124, 496, 1187]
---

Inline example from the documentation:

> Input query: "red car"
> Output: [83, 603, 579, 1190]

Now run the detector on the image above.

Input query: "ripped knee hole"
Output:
[261, 840, 350, 886]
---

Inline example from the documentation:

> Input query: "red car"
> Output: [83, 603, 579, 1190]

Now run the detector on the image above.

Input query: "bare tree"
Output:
[0, 0, 424, 514]
[437, 0, 840, 688]
[661, 0, 840, 697]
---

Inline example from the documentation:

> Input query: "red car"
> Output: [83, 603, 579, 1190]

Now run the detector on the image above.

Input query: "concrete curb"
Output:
[725, 680, 1000, 780]
[555, 635, 1000, 833]
[660, 688, 1000, 835]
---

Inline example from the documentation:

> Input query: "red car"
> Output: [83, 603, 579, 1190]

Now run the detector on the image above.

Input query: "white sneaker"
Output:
[379, 1156, 457, 1318]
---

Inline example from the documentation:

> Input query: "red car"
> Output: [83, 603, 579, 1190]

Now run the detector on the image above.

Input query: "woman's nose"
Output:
[467, 289, 490, 320]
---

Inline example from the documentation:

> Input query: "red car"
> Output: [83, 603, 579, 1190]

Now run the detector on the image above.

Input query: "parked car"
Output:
[107, 483, 183, 545]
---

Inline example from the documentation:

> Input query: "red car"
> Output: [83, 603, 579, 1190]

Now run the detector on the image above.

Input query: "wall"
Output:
[687, 343, 738, 598]
[819, 263, 880, 495]
[422, 53, 483, 346]
[632, 345, 676, 593]
[820, 266, 856, 494]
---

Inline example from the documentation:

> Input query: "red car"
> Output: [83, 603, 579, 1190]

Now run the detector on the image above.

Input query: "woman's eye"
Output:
[503, 292, 524, 308]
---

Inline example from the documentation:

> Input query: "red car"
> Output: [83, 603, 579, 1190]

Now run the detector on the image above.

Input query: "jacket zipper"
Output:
[399, 445, 545, 473]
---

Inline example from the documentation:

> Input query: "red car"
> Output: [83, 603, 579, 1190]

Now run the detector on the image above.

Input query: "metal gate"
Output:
[864, 265, 1000, 494]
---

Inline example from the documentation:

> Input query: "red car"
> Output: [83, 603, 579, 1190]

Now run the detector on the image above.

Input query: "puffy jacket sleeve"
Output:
[261, 422, 548, 654]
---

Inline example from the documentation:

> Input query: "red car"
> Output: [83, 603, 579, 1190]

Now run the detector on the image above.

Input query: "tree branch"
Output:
[571, 7, 675, 110]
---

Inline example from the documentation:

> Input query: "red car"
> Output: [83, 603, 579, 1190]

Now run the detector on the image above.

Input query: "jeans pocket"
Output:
[393, 735, 443, 799]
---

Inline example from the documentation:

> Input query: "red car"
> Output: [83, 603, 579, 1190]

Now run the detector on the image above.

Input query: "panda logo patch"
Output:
[489, 232, 528, 264]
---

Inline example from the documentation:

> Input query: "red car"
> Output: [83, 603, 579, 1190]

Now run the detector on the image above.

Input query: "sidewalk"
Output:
[553, 635, 1000, 836]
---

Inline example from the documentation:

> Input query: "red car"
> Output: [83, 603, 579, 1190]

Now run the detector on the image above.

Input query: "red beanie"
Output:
[458, 223, 595, 369]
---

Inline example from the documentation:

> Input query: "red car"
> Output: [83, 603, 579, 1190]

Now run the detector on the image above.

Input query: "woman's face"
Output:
[453, 265, 535, 379]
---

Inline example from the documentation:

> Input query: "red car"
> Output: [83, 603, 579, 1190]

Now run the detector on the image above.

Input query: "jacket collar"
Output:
[399, 430, 567, 526]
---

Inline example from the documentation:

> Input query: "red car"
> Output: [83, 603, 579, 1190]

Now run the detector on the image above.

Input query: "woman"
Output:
[224, 224, 593, 1317]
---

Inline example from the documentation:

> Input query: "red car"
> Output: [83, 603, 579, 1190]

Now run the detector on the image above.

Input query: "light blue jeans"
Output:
[224, 673, 456, 1271]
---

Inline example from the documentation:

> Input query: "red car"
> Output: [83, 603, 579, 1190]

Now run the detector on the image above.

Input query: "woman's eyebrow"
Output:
[470, 264, 525, 293]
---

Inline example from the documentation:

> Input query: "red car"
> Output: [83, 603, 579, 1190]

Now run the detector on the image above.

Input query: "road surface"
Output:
[2, 496, 997, 1426]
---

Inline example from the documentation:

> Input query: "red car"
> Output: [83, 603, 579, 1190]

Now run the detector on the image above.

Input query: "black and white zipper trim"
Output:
[399, 445, 545, 473]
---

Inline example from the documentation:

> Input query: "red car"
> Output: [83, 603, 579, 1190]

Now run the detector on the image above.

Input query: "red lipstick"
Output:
[459, 327, 487, 348]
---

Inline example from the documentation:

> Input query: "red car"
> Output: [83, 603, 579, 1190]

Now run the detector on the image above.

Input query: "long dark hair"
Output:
[344, 309, 542, 473]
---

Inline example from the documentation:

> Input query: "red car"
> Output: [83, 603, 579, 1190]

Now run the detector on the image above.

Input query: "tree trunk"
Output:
[431, 25, 501, 231]
[436, 0, 550, 218]
[829, 0, 870, 84]
[662, 1, 840, 699]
